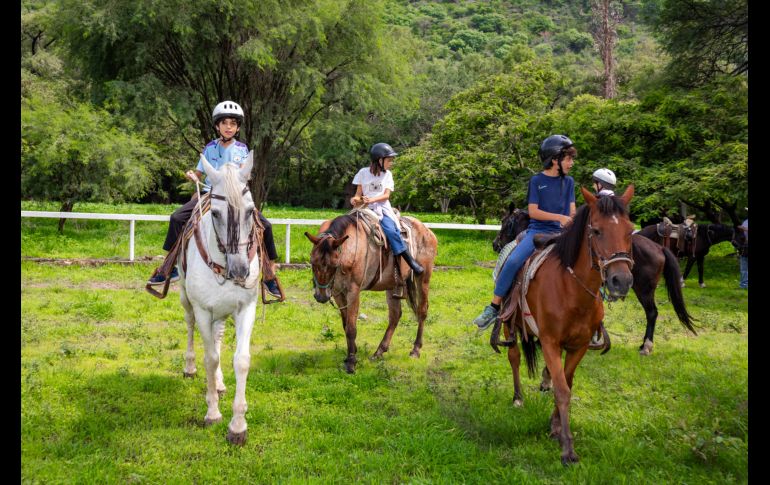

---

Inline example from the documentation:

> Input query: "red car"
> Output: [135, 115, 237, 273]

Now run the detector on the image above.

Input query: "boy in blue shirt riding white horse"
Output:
[148, 101, 281, 298]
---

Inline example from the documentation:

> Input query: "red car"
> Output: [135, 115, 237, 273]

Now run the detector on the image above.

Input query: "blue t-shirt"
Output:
[196, 139, 250, 191]
[526, 172, 575, 233]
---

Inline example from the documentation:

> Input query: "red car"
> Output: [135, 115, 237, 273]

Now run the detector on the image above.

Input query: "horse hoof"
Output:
[540, 384, 552, 392]
[369, 350, 384, 361]
[204, 416, 222, 427]
[699, 283, 706, 288]
[226, 429, 247, 446]
[513, 399, 523, 407]
[409, 349, 420, 358]
[561, 452, 580, 465]
[183, 371, 196, 378]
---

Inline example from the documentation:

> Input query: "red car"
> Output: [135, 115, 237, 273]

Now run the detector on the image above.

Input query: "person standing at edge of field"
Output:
[147, 100, 282, 299]
[738, 211, 748, 289]
[473, 134, 577, 330]
[350, 142, 424, 296]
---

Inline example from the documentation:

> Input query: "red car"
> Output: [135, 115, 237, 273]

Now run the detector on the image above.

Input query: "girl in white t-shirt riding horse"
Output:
[350, 142, 424, 276]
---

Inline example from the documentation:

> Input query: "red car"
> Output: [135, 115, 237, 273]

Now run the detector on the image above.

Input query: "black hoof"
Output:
[227, 429, 247, 446]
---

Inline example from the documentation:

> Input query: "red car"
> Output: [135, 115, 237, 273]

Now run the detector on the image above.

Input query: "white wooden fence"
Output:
[21, 211, 501, 263]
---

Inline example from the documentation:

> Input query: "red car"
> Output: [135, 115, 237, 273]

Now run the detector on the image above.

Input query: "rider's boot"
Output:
[400, 250, 425, 275]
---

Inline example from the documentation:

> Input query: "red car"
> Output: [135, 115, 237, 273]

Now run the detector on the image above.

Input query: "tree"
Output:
[649, 0, 748, 86]
[22, 95, 160, 232]
[54, 0, 415, 208]
[394, 61, 562, 222]
[590, 0, 624, 99]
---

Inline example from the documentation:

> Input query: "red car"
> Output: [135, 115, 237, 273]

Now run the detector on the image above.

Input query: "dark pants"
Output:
[163, 195, 278, 261]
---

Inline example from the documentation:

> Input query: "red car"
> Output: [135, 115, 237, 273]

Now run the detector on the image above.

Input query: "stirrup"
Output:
[391, 284, 407, 300]
[261, 278, 285, 304]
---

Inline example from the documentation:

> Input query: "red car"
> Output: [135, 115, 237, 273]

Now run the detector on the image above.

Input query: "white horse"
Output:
[178, 151, 261, 445]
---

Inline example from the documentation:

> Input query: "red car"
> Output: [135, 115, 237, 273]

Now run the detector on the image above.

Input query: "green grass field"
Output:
[21, 203, 748, 483]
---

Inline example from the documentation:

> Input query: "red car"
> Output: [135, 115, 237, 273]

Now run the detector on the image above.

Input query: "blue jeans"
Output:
[494, 229, 554, 298]
[381, 215, 407, 255]
[739, 256, 748, 288]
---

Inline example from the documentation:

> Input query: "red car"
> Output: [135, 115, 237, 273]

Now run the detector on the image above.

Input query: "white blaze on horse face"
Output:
[612, 215, 619, 224]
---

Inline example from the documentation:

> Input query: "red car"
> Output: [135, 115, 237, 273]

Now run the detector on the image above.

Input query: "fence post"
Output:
[129, 219, 135, 261]
[285, 223, 291, 264]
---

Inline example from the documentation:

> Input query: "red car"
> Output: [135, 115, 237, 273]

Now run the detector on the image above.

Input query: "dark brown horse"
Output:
[494, 205, 696, 355]
[637, 222, 737, 288]
[305, 213, 438, 373]
[496, 186, 636, 464]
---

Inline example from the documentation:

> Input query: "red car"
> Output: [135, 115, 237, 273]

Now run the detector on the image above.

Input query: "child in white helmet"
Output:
[148, 101, 281, 298]
[592, 168, 617, 197]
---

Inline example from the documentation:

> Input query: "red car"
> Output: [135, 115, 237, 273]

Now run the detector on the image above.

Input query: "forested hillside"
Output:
[21, 0, 747, 223]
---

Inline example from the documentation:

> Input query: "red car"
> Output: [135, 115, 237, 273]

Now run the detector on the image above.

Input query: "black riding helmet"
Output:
[539, 135, 574, 168]
[370, 142, 398, 161]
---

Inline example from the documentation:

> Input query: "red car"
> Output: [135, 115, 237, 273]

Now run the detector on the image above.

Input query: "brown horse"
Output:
[497, 186, 635, 464]
[493, 206, 696, 356]
[305, 212, 438, 373]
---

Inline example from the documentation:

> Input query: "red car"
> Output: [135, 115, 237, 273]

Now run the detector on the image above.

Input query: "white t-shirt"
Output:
[352, 167, 395, 220]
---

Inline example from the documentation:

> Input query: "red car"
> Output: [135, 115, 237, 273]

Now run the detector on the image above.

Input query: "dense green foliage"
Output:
[21, 0, 747, 221]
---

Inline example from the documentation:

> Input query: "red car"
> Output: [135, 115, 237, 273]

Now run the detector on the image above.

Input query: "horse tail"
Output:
[520, 330, 539, 379]
[662, 246, 697, 335]
[405, 273, 420, 318]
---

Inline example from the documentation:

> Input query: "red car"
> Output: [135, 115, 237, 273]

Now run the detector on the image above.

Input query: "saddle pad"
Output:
[519, 244, 556, 337]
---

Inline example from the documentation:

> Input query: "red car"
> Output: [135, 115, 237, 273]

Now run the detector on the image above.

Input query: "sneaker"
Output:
[473, 305, 499, 330]
[264, 279, 281, 298]
[148, 267, 180, 286]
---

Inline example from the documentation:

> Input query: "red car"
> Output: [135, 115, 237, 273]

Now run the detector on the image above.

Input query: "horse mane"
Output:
[220, 163, 245, 209]
[553, 195, 629, 268]
[319, 214, 358, 253]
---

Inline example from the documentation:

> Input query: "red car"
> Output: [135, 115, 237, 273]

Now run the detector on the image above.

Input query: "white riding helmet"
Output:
[212, 100, 245, 125]
[592, 168, 616, 189]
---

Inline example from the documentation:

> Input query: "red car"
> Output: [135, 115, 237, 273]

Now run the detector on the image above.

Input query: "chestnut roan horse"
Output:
[305, 213, 438, 373]
[499, 186, 635, 464]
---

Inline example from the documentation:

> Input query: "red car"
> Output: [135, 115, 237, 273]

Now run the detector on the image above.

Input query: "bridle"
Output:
[209, 187, 255, 256]
[568, 217, 634, 301]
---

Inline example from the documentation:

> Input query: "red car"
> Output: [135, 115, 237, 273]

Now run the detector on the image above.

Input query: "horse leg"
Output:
[556, 346, 589, 464]
[213, 320, 226, 397]
[541, 342, 580, 465]
[697, 256, 706, 288]
[337, 290, 361, 374]
[507, 338, 523, 406]
[226, 300, 257, 446]
[409, 274, 431, 358]
[180, 289, 197, 378]
[372, 290, 402, 360]
[540, 365, 553, 392]
[634, 287, 657, 356]
[195, 310, 223, 426]
[682, 257, 696, 286]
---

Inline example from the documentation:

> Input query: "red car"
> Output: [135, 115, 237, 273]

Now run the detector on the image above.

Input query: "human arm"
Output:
[528, 203, 572, 227]
[350, 185, 364, 206]
[185, 169, 204, 182]
[362, 189, 392, 204]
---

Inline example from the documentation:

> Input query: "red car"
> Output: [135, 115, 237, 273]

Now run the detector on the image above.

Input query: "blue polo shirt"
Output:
[196, 139, 250, 190]
[526, 172, 575, 233]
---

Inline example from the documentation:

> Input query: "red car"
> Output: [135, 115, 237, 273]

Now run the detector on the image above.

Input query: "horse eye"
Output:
[592, 228, 601, 236]
[212, 210, 221, 219]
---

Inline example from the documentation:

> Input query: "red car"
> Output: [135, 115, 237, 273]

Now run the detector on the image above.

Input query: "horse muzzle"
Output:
[226, 254, 250, 281]
[604, 268, 633, 300]
[313, 290, 331, 304]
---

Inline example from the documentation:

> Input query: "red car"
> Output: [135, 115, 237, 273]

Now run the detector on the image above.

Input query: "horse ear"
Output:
[200, 153, 221, 185]
[304, 232, 321, 245]
[239, 150, 254, 182]
[332, 234, 350, 248]
[581, 186, 596, 205]
[620, 184, 635, 205]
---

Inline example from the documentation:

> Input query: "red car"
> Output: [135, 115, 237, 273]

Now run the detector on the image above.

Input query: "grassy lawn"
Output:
[21, 203, 748, 483]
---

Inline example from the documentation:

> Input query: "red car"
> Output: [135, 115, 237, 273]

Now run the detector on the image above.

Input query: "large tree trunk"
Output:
[591, 0, 622, 99]
[57, 200, 74, 233]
